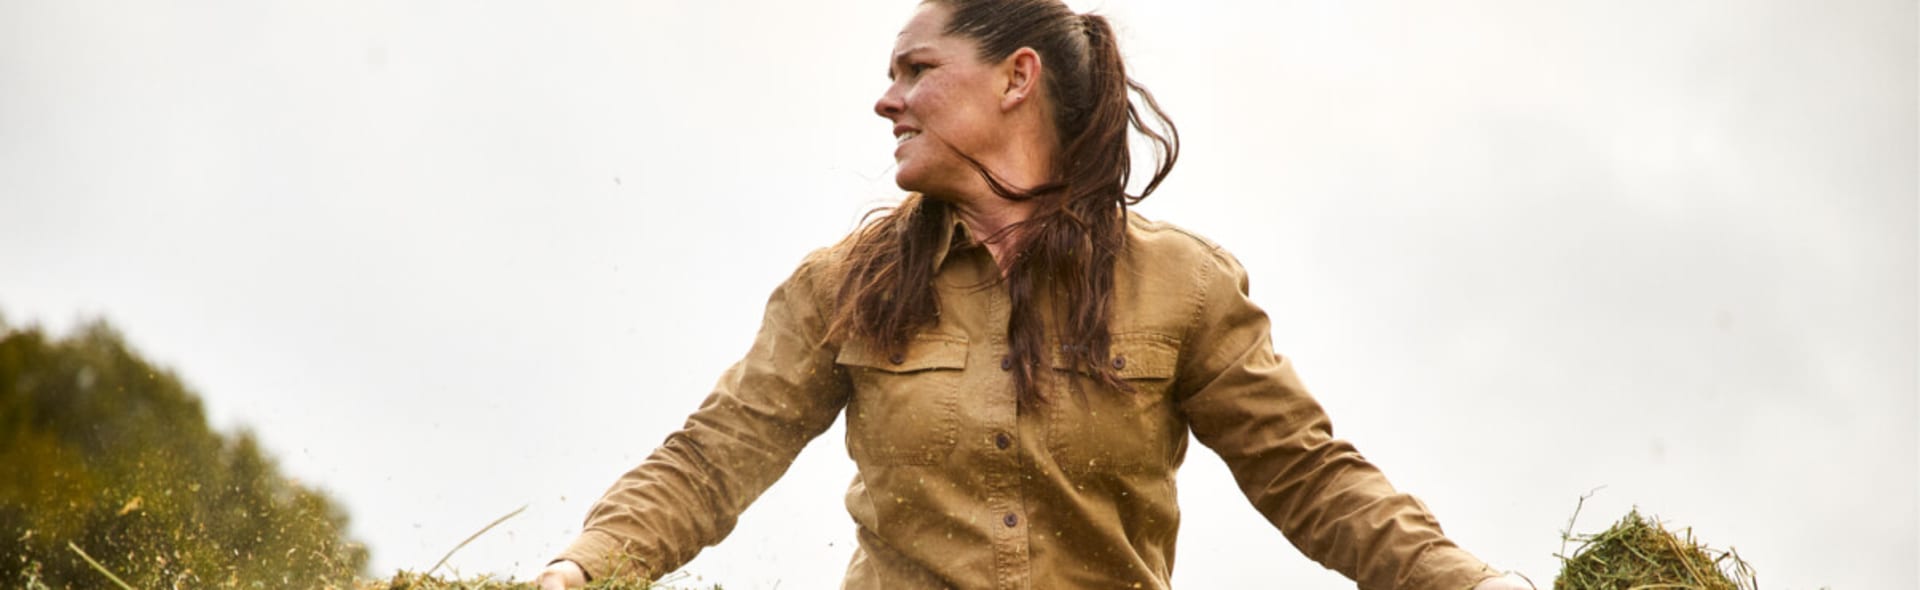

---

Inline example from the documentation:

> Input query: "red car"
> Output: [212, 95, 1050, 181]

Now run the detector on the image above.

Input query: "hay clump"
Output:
[1554, 508, 1756, 590]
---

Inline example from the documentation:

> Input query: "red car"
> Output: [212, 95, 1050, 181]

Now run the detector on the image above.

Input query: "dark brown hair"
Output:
[829, 0, 1179, 405]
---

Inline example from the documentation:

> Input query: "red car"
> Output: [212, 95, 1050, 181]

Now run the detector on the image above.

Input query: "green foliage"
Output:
[1, 318, 368, 588]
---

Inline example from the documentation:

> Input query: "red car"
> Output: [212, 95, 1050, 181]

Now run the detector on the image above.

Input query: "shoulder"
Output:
[1124, 211, 1221, 251]
[1123, 211, 1249, 285]
[751, 244, 848, 324]
[789, 243, 849, 295]
[1111, 212, 1260, 341]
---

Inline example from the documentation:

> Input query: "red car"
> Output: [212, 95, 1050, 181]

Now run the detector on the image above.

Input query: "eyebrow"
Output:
[887, 46, 931, 81]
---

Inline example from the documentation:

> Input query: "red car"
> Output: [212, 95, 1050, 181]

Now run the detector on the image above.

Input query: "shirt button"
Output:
[999, 355, 1013, 371]
[1111, 355, 1127, 370]
[995, 433, 1012, 449]
[1003, 513, 1019, 528]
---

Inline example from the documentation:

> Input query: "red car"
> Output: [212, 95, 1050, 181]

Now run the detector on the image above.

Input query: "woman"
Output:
[539, 1, 1532, 588]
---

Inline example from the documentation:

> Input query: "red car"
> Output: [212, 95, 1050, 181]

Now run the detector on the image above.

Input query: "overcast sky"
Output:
[3, 0, 1915, 588]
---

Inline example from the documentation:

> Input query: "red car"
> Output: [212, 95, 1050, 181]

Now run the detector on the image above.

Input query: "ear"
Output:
[999, 47, 1043, 111]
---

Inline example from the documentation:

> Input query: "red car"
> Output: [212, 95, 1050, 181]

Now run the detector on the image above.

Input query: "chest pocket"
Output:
[837, 333, 968, 466]
[1046, 334, 1182, 476]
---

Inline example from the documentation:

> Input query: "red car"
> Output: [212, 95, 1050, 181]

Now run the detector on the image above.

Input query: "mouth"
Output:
[893, 127, 920, 145]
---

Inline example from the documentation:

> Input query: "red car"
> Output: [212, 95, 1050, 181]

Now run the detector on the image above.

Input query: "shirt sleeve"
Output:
[555, 249, 850, 582]
[1174, 247, 1499, 590]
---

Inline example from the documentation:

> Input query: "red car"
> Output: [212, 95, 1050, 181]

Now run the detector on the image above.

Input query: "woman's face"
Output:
[874, 3, 1010, 197]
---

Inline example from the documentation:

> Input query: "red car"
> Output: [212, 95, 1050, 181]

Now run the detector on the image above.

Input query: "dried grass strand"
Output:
[65, 541, 135, 590]
[428, 504, 527, 577]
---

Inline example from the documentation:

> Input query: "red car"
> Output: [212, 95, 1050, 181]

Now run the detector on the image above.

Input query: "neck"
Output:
[947, 137, 1060, 271]
[949, 197, 1035, 273]
[929, 106, 1061, 271]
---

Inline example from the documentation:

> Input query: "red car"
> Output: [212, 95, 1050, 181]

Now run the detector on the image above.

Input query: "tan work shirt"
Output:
[558, 210, 1499, 590]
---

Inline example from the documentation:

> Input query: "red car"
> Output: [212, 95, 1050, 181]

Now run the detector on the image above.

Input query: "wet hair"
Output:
[829, 0, 1180, 405]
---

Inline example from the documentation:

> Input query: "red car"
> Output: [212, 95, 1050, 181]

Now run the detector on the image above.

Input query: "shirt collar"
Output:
[927, 199, 977, 271]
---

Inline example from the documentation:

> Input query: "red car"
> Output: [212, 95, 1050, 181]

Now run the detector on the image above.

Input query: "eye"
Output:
[908, 62, 933, 76]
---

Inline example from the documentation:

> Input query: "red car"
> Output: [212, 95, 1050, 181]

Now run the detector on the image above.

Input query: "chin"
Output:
[893, 162, 931, 193]
[893, 151, 974, 200]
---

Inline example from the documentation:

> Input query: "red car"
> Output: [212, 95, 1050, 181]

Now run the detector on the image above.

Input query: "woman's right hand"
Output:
[535, 560, 588, 590]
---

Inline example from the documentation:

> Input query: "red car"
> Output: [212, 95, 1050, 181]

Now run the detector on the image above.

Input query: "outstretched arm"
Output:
[1176, 247, 1503, 590]
[547, 249, 850, 583]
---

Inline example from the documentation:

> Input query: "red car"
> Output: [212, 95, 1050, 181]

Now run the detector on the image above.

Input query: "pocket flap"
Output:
[837, 333, 969, 372]
[1050, 335, 1178, 380]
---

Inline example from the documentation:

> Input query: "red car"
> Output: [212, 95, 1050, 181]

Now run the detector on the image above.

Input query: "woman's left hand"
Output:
[1473, 573, 1538, 590]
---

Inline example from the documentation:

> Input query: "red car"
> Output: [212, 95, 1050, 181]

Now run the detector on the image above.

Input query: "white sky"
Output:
[3, 0, 1915, 588]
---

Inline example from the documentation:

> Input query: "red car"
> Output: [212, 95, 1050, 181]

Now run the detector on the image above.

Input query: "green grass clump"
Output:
[26, 550, 718, 590]
[1554, 508, 1756, 590]
[3, 319, 367, 587]
[2, 316, 722, 590]
[27, 548, 715, 590]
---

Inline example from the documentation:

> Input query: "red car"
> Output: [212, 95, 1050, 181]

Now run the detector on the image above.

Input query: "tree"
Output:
[0, 316, 367, 587]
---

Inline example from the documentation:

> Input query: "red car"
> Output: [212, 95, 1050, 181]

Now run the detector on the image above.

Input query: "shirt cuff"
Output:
[554, 529, 655, 583]
[1405, 544, 1501, 590]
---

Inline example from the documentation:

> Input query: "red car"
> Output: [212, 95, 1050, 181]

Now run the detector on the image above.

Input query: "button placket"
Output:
[976, 282, 1028, 590]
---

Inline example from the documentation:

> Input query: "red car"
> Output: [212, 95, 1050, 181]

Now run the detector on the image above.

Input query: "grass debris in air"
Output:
[353, 504, 718, 590]
[1554, 504, 1757, 590]
[360, 570, 710, 590]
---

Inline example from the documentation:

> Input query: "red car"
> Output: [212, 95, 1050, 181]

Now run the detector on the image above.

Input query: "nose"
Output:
[874, 85, 905, 120]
